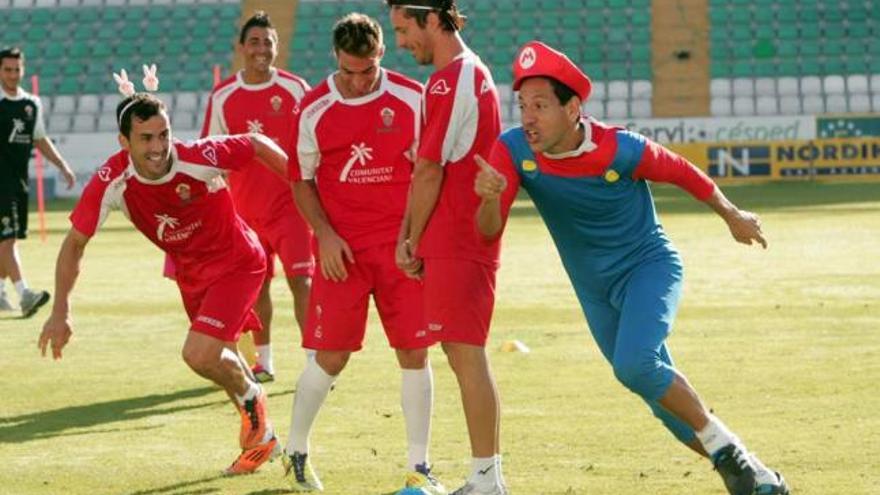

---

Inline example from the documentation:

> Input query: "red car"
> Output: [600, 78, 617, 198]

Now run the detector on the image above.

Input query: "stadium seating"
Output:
[290, 0, 654, 122]
[708, 0, 880, 115]
[2, 0, 878, 134]
[0, 0, 239, 132]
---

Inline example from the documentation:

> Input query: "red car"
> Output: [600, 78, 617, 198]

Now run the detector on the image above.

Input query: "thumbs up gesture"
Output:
[474, 154, 507, 200]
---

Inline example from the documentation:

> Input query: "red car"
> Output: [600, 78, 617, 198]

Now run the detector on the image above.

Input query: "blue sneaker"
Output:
[712, 444, 757, 495]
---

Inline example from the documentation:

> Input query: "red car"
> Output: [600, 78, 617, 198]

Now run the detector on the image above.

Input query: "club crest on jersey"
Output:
[97, 166, 113, 182]
[380, 107, 395, 127]
[270, 95, 283, 112]
[480, 79, 491, 95]
[430, 79, 452, 96]
[201, 146, 218, 166]
[519, 47, 537, 69]
[23, 105, 34, 120]
[175, 183, 192, 203]
[604, 169, 620, 183]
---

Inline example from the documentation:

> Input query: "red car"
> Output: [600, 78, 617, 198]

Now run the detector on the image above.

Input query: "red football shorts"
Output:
[252, 204, 315, 279]
[422, 258, 497, 346]
[303, 243, 431, 351]
[181, 266, 264, 342]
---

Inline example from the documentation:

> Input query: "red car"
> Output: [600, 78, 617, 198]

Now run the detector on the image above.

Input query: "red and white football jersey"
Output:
[202, 68, 309, 222]
[289, 69, 422, 252]
[70, 136, 265, 290]
[417, 50, 502, 265]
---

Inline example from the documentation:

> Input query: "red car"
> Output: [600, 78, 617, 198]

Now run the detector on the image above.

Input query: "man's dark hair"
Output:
[385, 0, 466, 32]
[116, 93, 166, 138]
[548, 78, 579, 106]
[0, 47, 24, 64]
[518, 76, 579, 106]
[333, 13, 384, 57]
[239, 11, 276, 44]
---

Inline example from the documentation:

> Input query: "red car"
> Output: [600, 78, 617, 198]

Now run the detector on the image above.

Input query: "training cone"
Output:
[500, 339, 530, 353]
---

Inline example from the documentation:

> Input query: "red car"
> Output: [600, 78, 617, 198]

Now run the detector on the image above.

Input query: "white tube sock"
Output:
[286, 358, 335, 454]
[401, 366, 434, 470]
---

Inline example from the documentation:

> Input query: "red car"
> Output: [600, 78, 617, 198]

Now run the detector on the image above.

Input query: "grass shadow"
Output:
[0, 386, 224, 444]
[126, 475, 225, 495]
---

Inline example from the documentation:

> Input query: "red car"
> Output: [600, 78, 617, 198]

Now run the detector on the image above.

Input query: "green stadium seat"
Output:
[92, 44, 113, 58]
[37, 63, 61, 78]
[8, 9, 28, 24]
[102, 8, 123, 23]
[69, 43, 90, 58]
[775, 41, 798, 57]
[54, 8, 76, 24]
[709, 60, 733, 78]
[774, 60, 800, 77]
[845, 58, 868, 74]
[823, 59, 846, 75]
[219, 4, 240, 21]
[56, 78, 79, 94]
[29, 9, 52, 26]
[730, 9, 751, 25]
[630, 63, 651, 80]
[44, 44, 65, 60]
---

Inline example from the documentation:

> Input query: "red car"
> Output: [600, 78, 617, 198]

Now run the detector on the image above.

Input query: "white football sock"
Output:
[696, 415, 738, 457]
[750, 452, 780, 485]
[468, 456, 498, 489]
[494, 454, 506, 487]
[256, 344, 274, 373]
[14, 279, 27, 298]
[401, 366, 433, 470]
[234, 378, 260, 406]
[287, 358, 335, 454]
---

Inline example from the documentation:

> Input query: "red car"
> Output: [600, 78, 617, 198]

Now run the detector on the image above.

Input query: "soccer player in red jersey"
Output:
[38, 93, 286, 475]
[281, 14, 443, 494]
[387, 1, 507, 493]
[201, 12, 314, 382]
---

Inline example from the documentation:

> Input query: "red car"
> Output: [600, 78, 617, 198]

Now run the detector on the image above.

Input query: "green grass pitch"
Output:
[1, 181, 878, 494]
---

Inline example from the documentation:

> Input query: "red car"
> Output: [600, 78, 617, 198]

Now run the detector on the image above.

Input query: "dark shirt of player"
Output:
[0, 91, 42, 195]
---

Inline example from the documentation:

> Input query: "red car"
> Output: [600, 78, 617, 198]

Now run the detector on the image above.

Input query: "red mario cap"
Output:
[512, 41, 592, 102]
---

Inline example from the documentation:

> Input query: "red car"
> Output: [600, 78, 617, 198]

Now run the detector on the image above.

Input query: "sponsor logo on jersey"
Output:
[339, 142, 375, 182]
[519, 47, 537, 69]
[7, 118, 30, 144]
[154, 214, 203, 243]
[201, 146, 218, 166]
[429, 79, 452, 96]
[428, 322, 443, 332]
[97, 166, 113, 182]
[270, 95, 283, 113]
[154, 214, 180, 241]
[247, 119, 264, 134]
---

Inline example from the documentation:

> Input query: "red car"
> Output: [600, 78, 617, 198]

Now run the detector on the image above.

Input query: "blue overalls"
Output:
[500, 127, 695, 443]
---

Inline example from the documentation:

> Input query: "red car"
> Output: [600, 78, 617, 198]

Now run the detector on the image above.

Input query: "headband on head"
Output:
[114, 64, 160, 126]
[388, 0, 450, 11]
